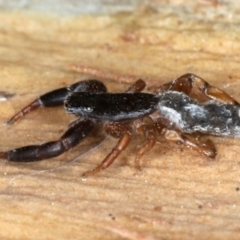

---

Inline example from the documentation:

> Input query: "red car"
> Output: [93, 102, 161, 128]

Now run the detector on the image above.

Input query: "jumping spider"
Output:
[1, 73, 240, 176]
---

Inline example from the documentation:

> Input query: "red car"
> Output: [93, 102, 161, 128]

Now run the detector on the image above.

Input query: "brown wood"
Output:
[0, 6, 240, 239]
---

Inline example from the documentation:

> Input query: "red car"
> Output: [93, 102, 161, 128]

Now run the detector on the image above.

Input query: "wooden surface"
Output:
[0, 6, 240, 240]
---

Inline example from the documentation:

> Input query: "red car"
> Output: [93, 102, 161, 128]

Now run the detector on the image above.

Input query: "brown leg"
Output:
[81, 77, 146, 176]
[157, 73, 240, 106]
[82, 123, 132, 177]
[126, 79, 146, 93]
[155, 118, 217, 158]
[71, 64, 148, 93]
[71, 64, 141, 83]
[134, 117, 157, 169]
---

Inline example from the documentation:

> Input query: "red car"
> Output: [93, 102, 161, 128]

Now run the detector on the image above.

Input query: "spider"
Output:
[0, 73, 240, 176]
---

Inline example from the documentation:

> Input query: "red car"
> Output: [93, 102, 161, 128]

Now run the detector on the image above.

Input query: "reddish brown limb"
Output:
[82, 78, 146, 176]
[155, 118, 217, 158]
[158, 73, 240, 106]
[7, 99, 42, 125]
[134, 117, 157, 169]
[71, 64, 149, 84]
[82, 123, 132, 177]
[7, 87, 69, 125]
[0, 152, 6, 159]
[126, 79, 146, 93]
[182, 134, 217, 158]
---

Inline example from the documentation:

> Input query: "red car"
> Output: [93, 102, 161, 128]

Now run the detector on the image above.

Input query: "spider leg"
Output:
[7, 80, 107, 125]
[0, 119, 94, 162]
[158, 73, 240, 105]
[83, 122, 131, 177]
[116, 80, 151, 169]
[80, 79, 146, 176]
[71, 64, 141, 84]
[155, 118, 217, 158]
[7, 87, 68, 125]
[126, 79, 146, 93]
[134, 117, 157, 169]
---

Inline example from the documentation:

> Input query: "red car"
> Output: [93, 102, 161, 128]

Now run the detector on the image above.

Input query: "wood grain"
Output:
[0, 8, 240, 240]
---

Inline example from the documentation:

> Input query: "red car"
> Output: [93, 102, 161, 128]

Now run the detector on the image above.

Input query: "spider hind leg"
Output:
[155, 118, 217, 158]
[158, 73, 240, 105]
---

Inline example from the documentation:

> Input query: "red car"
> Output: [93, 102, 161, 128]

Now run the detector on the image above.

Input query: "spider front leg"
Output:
[7, 80, 107, 125]
[0, 119, 94, 161]
[83, 122, 132, 177]
[155, 118, 217, 158]
[158, 73, 240, 105]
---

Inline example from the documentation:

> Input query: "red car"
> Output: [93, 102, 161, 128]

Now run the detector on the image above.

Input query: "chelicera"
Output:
[1, 73, 240, 176]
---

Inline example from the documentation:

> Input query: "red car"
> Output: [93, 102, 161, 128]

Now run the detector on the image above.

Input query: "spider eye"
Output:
[84, 107, 93, 112]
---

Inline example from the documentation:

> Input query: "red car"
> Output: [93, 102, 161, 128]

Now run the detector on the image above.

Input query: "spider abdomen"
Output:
[158, 91, 240, 137]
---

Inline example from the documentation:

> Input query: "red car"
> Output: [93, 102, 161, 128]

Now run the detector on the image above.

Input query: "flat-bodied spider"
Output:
[1, 73, 239, 176]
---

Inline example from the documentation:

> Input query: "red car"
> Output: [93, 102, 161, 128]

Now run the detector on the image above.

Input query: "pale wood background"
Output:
[0, 4, 240, 239]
